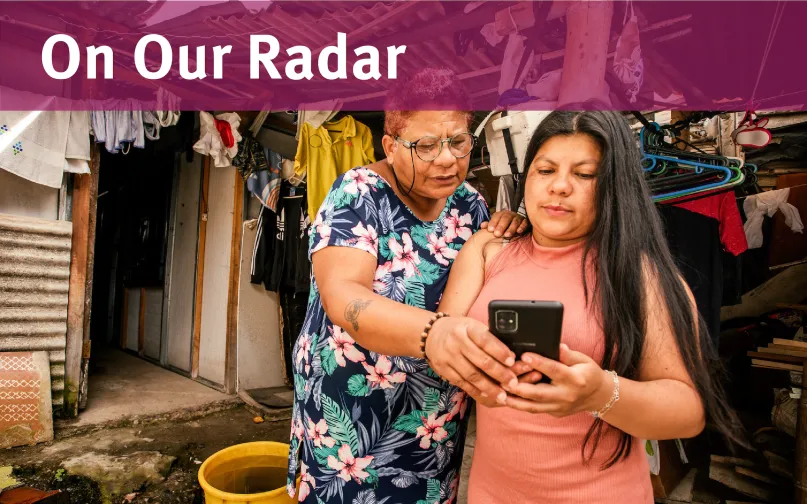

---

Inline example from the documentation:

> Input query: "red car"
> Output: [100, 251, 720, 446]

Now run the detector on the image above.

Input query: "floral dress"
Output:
[286, 167, 490, 504]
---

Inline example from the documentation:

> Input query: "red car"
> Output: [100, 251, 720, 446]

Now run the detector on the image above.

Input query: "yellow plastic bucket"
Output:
[198, 441, 297, 504]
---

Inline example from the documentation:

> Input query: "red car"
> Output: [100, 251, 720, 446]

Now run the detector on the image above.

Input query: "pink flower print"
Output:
[361, 356, 406, 389]
[307, 418, 336, 448]
[443, 475, 459, 504]
[343, 169, 377, 195]
[444, 209, 473, 243]
[388, 233, 420, 277]
[426, 233, 458, 266]
[328, 326, 366, 367]
[372, 262, 392, 293]
[292, 417, 305, 441]
[311, 213, 332, 253]
[296, 333, 312, 370]
[351, 223, 378, 255]
[447, 391, 468, 421]
[298, 461, 316, 502]
[416, 413, 449, 449]
[327, 444, 374, 483]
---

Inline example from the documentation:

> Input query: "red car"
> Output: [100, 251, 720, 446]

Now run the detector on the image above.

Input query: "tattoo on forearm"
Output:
[345, 299, 372, 331]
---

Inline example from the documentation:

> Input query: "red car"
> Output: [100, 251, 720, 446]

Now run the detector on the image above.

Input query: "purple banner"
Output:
[0, 1, 802, 111]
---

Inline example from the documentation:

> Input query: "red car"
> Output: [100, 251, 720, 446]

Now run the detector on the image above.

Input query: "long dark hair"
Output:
[514, 110, 744, 468]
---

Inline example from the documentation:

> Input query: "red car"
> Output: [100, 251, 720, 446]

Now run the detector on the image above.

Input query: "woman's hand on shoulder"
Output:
[425, 316, 518, 408]
[481, 210, 528, 238]
[504, 344, 614, 417]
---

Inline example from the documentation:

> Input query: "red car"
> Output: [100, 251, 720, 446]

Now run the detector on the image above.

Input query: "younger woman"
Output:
[433, 110, 742, 503]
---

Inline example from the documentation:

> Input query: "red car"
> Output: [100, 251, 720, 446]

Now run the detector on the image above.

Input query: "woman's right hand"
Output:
[425, 316, 519, 407]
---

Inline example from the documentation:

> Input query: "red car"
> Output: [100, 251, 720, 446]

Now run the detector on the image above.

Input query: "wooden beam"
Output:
[191, 157, 211, 379]
[138, 287, 146, 357]
[774, 338, 807, 350]
[120, 289, 129, 350]
[78, 144, 100, 411]
[751, 359, 802, 372]
[64, 171, 91, 418]
[224, 171, 245, 394]
[796, 360, 807, 504]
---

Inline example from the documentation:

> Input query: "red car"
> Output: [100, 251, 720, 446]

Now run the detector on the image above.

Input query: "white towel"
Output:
[743, 188, 805, 249]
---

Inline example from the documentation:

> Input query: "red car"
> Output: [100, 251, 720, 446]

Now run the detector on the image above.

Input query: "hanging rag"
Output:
[612, 0, 644, 103]
[743, 188, 804, 249]
[0, 110, 91, 187]
[91, 103, 145, 154]
[193, 111, 242, 168]
[496, 175, 516, 212]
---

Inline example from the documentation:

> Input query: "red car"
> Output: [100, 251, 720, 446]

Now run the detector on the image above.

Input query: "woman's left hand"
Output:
[504, 344, 614, 417]
[481, 210, 528, 238]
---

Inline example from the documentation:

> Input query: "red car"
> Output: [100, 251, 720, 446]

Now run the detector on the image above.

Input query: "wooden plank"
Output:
[773, 338, 807, 350]
[191, 157, 211, 379]
[120, 289, 129, 349]
[763, 450, 793, 480]
[224, 172, 244, 394]
[64, 172, 91, 418]
[752, 359, 803, 372]
[79, 144, 100, 411]
[736, 467, 779, 486]
[710, 462, 775, 502]
[755, 348, 807, 360]
[138, 287, 146, 356]
[796, 361, 807, 504]
[711, 455, 757, 468]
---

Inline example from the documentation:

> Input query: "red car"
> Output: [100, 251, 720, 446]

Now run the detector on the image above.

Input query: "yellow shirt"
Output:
[293, 115, 376, 216]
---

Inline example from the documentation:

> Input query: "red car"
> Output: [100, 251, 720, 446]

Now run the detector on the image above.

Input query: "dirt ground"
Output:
[3, 406, 292, 504]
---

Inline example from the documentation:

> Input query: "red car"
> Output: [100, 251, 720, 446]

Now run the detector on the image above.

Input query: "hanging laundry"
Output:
[612, 0, 644, 103]
[293, 114, 375, 216]
[496, 175, 516, 212]
[91, 104, 145, 154]
[0, 110, 91, 188]
[251, 181, 311, 294]
[295, 100, 344, 140]
[193, 111, 242, 168]
[232, 137, 283, 212]
[674, 192, 748, 256]
[658, 205, 723, 352]
[743, 188, 804, 249]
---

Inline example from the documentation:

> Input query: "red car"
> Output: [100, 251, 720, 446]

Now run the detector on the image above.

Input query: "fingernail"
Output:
[481, 391, 488, 398]
[505, 356, 515, 367]
[497, 391, 507, 405]
[508, 378, 518, 389]
[505, 233, 512, 237]
[522, 355, 533, 364]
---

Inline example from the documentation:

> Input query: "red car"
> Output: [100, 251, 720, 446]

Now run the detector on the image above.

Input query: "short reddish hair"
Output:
[384, 68, 473, 137]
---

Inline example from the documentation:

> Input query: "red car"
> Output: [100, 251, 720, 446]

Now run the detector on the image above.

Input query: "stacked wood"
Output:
[709, 455, 790, 502]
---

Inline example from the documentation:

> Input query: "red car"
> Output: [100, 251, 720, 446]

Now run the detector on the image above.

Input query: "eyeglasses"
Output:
[395, 132, 476, 162]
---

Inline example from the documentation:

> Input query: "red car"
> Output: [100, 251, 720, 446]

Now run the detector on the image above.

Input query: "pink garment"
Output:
[466, 238, 653, 504]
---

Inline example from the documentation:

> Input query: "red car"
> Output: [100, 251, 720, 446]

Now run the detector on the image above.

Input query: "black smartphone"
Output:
[488, 300, 564, 362]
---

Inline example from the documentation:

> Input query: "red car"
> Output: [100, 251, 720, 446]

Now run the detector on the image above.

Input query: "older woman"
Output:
[286, 69, 525, 504]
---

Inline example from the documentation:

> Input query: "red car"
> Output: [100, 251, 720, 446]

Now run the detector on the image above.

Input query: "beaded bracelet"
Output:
[420, 312, 449, 359]
[590, 370, 620, 419]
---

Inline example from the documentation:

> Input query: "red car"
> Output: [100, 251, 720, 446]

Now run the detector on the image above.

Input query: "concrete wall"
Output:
[197, 166, 235, 386]
[237, 220, 285, 391]
[165, 156, 201, 372]
[125, 289, 140, 353]
[0, 170, 59, 220]
[143, 289, 163, 360]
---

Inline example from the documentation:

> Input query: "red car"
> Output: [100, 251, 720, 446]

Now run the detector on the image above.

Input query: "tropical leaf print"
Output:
[294, 374, 307, 401]
[321, 346, 338, 376]
[423, 388, 441, 415]
[403, 276, 425, 308]
[321, 395, 361, 454]
[347, 374, 370, 397]
[392, 409, 426, 434]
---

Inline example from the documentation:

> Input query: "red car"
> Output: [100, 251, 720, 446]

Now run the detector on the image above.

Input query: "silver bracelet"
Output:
[590, 370, 620, 419]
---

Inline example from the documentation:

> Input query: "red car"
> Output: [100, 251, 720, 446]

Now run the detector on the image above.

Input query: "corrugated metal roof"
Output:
[0, 214, 72, 410]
